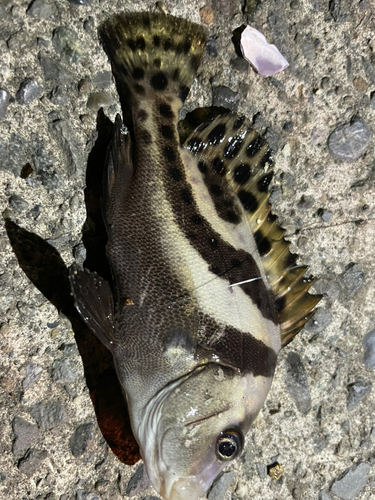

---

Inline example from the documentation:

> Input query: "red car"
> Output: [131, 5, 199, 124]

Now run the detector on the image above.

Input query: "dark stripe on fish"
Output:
[197, 313, 277, 376]
[154, 100, 277, 324]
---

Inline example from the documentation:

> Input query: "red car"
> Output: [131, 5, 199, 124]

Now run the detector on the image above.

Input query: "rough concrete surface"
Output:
[0, 0, 374, 500]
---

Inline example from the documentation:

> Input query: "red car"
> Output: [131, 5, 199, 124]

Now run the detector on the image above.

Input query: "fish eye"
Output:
[216, 429, 243, 461]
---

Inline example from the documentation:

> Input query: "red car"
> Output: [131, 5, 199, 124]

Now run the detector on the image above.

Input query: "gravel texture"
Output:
[0, 1, 374, 500]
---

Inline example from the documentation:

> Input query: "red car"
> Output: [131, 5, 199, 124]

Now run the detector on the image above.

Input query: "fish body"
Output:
[70, 11, 320, 500]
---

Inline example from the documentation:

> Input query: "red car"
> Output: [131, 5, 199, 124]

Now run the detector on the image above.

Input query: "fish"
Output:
[69, 11, 321, 500]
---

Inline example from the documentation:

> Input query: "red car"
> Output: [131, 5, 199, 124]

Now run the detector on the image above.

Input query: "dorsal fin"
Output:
[183, 113, 321, 346]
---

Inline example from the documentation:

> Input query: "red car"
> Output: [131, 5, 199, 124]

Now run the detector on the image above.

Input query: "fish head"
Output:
[138, 362, 274, 500]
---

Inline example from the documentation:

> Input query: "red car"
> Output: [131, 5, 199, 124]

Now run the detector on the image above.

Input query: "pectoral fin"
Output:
[69, 264, 115, 350]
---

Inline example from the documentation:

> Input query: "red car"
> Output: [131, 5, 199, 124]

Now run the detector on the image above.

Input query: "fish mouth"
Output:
[161, 476, 206, 500]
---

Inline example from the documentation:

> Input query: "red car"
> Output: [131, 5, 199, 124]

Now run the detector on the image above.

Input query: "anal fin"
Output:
[69, 264, 115, 351]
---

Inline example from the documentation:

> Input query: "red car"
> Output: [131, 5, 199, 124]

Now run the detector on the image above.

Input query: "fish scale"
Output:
[69, 11, 320, 500]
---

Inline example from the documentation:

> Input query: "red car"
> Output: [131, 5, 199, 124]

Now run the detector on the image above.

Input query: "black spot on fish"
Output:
[133, 67, 144, 80]
[224, 136, 243, 159]
[126, 39, 136, 51]
[184, 37, 192, 54]
[161, 125, 174, 139]
[188, 136, 205, 153]
[210, 184, 222, 196]
[164, 39, 173, 51]
[190, 55, 200, 70]
[198, 161, 207, 174]
[233, 116, 245, 130]
[212, 157, 225, 176]
[238, 190, 258, 212]
[179, 86, 190, 102]
[254, 231, 271, 256]
[151, 72, 168, 91]
[275, 295, 286, 312]
[135, 37, 146, 50]
[207, 123, 226, 145]
[258, 173, 273, 192]
[173, 68, 180, 81]
[153, 35, 160, 47]
[225, 210, 240, 224]
[153, 58, 161, 68]
[159, 103, 173, 118]
[181, 188, 192, 204]
[139, 129, 152, 146]
[246, 136, 266, 157]
[169, 167, 182, 181]
[233, 163, 252, 185]
[259, 150, 274, 168]
[138, 109, 148, 122]
[231, 258, 241, 267]
[133, 83, 145, 95]
[164, 146, 176, 163]
[191, 214, 203, 225]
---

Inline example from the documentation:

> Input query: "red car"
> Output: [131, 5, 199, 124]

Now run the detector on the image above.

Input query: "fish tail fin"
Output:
[98, 12, 207, 106]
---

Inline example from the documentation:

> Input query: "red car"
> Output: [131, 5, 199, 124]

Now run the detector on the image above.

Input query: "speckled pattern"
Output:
[0, 1, 374, 500]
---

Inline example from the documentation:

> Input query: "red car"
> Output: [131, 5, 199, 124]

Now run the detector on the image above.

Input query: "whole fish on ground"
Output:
[70, 11, 320, 500]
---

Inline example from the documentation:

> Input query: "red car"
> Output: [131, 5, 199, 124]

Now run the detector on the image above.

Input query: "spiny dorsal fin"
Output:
[183, 113, 321, 346]
[98, 12, 207, 104]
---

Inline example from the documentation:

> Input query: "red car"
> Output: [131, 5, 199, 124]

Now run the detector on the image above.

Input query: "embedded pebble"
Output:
[327, 117, 372, 163]
[361, 56, 375, 85]
[304, 308, 332, 333]
[39, 56, 73, 82]
[330, 462, 370, 499]
[284, 352, 311, 414]
[27, 0, 55, 19]
[68, 0, 91, 4]
[9, 195, 29, 212]
[126, 464, 150, 496]
[212, 86, 240, 112]
[0, 89, 11, 118]
[69, 423, 94, 457]
[53, 27, 86, 64]
[206, 38, 218, 57]
[370, 92, 375, 110]
[363, 329, 375, 370]
[256, 462, 268, 479]
[297, 195, 314, 210]
[340, 263, 364, 295]
[87, 92, 113, 111]
[52, 358, 79, 383]
[18, 449, 48, 476]
[30, 400, 68, 429]
[318, 208, 333, 223]
[22, 362, 43, 391]
[319, 491, 332, 500]
[49, 85, 68, 105]
[16, 79, 43, 105]
[347, 378, 372, 411]
[59, 343, 79, 356]
[207, 471, 236, 500]
[92, 71, 113, 89]
[12, 416, 40, 455]
[75, 491, 100, 500]
[313, 279, 340, 302]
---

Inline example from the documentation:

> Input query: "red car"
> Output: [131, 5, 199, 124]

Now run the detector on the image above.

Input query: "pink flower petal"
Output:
[240, 26, 289, 77]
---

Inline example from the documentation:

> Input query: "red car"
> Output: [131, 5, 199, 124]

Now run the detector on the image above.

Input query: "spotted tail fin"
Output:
[99, 12, 207, 105]
[183, 113, 321, 346]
